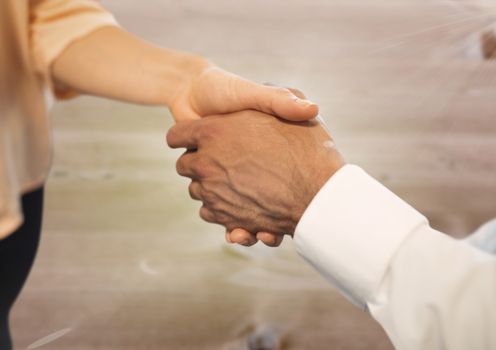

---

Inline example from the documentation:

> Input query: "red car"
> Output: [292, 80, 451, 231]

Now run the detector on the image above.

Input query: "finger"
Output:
[225, 230, 233, 244]
[188, 180, 202, 200]
[166, 120, 201, 149]
[230, 228, 258, 247]
[176, 150, 198, 178]
[235, 79, 319, 121]
[263, 83, 307, 100]
[256, 232, 284, 247]
[199, 206, 216, 224]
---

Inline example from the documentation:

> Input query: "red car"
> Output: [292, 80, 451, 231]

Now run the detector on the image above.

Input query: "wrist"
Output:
[158, 52, 212, 107]
[291, 156, 346, 235]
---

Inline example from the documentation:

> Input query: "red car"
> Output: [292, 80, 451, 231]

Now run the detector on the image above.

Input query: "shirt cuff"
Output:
[294, 164, 428, 308]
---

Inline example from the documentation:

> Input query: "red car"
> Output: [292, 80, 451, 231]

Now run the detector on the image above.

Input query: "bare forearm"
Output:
[51, 26, 210, 106]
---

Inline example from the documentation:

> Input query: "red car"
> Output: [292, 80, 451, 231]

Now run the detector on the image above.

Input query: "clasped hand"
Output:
[167, 110, 345, 247]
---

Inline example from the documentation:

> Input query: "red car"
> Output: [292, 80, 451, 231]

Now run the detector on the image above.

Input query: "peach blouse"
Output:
[0, 0, 117, 238]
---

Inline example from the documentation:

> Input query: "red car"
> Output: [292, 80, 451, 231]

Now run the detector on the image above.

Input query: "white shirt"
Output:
[294, 164, 496, 350]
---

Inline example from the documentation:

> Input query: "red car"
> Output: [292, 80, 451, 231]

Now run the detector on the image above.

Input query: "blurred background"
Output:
[11, 0, 496, 349]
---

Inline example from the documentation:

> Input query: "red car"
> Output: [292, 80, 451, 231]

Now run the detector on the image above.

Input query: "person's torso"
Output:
[0, 0, 52, 238]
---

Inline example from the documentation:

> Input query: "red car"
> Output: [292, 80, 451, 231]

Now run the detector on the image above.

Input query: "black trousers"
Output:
[0, 188, 43, 350]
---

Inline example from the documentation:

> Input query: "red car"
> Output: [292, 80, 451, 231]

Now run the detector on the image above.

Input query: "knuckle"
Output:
[198, 123, 218, 141]
[199, 206, 216, 223]
[188, 181, 202, 200]
[200, 187, 217, 205]
[175, 156, 189, 177]
[211, 205, 230, 222]
[192, 157, 212, 178]
[273, 87, 293, 101]
[200, 180, 215, 194]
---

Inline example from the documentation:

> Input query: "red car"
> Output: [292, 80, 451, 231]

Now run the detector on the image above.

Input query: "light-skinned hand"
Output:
[169, 67, 319, 122]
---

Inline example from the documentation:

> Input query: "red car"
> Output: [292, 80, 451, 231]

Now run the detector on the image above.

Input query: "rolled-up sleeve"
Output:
[29, 0, 118, 98]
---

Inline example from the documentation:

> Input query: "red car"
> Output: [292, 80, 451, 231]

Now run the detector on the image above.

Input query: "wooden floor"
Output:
[11, 1, 496, 349]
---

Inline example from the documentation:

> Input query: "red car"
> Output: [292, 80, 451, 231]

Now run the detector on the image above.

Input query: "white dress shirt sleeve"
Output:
[465, 218, 496, 254]
[294, 164, 496, 350]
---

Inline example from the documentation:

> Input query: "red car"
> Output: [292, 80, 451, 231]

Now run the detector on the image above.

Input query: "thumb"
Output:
[191, 68, 318, 121]
[241, 82, 319, 121]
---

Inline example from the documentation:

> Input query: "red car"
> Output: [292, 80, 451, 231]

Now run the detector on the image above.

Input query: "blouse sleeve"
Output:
[29, 0, 119, 98]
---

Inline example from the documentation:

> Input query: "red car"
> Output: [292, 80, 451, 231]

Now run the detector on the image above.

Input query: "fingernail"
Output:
[294, 98, 316, 107]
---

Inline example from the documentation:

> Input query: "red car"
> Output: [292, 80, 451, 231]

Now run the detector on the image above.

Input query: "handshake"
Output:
[167, 98, 345, 247]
